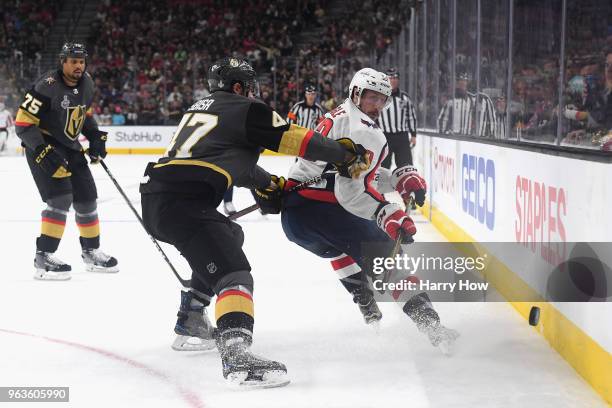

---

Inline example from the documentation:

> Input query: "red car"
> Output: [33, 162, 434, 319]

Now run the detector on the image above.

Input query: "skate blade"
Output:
[85, 264, 119, 273]
[366, 319, 381, 334]
[436, 331, 460, 357]
[226, 370, 290, 390]
[438, 340, 455, 356]
[171, 335, 216, 352]
[34, 269, 71, 281]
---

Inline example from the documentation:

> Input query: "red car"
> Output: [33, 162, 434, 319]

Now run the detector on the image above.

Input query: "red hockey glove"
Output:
[376, 203, 417, 241]
[391, 165, 427, 207]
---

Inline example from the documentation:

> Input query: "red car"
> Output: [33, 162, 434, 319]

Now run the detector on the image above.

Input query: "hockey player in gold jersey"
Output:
[15, 42, 118, 281]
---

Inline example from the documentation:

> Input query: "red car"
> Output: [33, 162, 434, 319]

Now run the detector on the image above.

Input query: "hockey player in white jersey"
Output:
[0, 101, 13, 152]
[258, 68, 459, 353]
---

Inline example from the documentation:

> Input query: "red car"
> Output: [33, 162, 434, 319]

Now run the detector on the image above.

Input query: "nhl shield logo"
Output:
[64, 105, 86, 140]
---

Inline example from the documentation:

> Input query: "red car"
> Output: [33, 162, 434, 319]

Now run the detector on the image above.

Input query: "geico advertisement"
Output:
[418, 133, 612, 352]
[419, 135, 607, 241]
[100, 126, 175, 148]
[461, 151, 496, 232]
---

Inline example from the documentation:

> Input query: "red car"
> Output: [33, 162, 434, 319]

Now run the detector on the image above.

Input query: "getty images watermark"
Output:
[371, 253, 489, 293]
[365, 242, 612, 302]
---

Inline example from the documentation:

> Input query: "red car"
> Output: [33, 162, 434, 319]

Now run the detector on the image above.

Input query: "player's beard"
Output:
[66, 70, 83, 83]
[365, 109, 381, 120]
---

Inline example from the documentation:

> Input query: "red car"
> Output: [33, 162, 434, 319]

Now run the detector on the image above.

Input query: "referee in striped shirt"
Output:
[287, 84, 326, 130]
[378, 68, 418, 168]
[437, 71, 497, 137]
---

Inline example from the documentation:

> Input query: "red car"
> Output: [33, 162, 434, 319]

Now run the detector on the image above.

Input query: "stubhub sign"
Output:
[462, 153, 495, 230]
[100, 126, 175, 150]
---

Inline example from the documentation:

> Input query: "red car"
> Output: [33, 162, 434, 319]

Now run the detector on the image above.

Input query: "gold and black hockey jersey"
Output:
[15, 69, 102, 151]
[143, 91, 349, 203]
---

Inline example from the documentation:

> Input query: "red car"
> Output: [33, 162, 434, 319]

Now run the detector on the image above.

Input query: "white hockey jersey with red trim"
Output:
[287, 98, 392, 220]
[0, 109, 13, 128]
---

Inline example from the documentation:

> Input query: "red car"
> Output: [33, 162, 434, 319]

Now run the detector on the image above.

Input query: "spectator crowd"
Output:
[2, 0, 411, 126]
[1, 0, 62, 112]
[417, 0, 612, 149]
[3, 0, 607, 150]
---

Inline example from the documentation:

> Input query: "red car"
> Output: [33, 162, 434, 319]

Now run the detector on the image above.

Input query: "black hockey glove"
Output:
[87, 131, 108, 163]
[333, 138, 371, 179]
[33, 144, 71, 178]
[253, 175, 286, 214]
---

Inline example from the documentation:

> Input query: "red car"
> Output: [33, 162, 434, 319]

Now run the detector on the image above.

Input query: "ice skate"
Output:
[34, 250, 71, 281]
[82, 248, 119, 273]
[223, 201, 237, 216]
[353, 289, 382, 326]
[404, 292, 459, 355]
[218, 339, 289, 389]
[422, 323, 460, 356]
[172, 291, 216, 352]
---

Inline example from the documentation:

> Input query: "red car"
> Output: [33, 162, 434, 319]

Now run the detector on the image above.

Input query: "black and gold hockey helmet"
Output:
[208, 57, 258, 96]
[59, 42, 88, 63]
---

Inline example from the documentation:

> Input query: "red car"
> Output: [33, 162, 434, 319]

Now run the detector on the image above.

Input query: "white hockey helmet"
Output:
[348, 68, 392, 109]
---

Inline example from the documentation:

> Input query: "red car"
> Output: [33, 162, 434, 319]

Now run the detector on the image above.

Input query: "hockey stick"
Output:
[228, 203, 259, 220]
[376, 194, 416, 294]
[385, 194, 415, 265]
[391, 229, 406, 257]
[228, 176, 323, 220]
[98, 159, 191, 288]
[373, 229, 407, 294]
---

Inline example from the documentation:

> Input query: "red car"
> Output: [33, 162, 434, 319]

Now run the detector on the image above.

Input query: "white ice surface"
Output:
[0, 155, 607, 408]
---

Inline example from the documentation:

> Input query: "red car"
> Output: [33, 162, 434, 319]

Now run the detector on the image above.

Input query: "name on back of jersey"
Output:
[191, 99, 215, 111]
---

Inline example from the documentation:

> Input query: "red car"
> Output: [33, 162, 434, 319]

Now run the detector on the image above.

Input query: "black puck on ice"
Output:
[529, 306, 540, 326]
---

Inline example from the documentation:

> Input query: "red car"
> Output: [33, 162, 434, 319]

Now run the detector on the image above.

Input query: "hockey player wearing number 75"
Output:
[263, 68, 459, 354]
[14, 42, 118, 281]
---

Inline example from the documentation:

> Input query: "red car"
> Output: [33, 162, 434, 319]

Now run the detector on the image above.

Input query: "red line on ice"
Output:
[0, 328, 205, 408]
